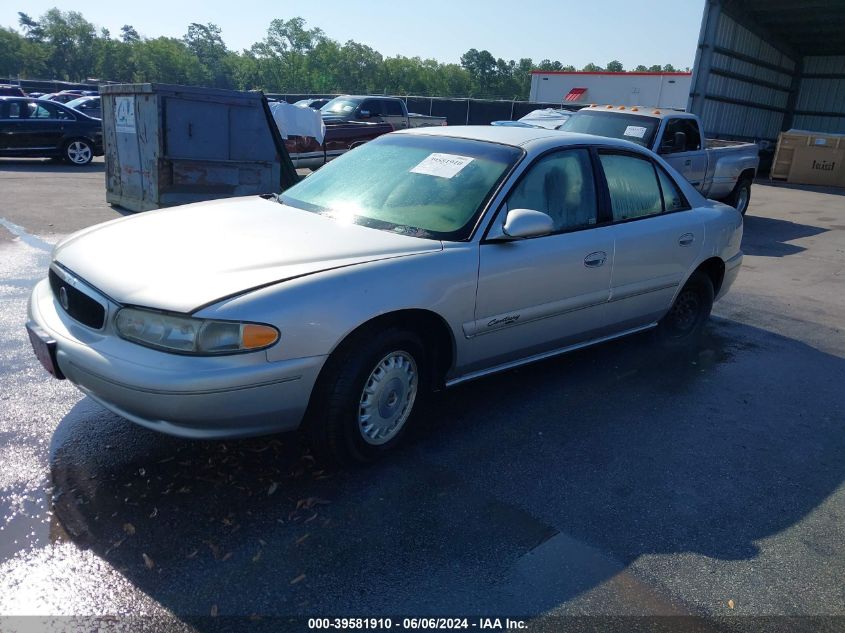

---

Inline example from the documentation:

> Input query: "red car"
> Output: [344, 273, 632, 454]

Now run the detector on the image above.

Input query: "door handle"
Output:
[584, 251, 607, 268]
[684, 159, 692, 166]
[678, 233, 695, 247]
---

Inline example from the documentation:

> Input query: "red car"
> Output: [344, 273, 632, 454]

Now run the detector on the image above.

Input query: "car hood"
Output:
[53, 196, 443, 313]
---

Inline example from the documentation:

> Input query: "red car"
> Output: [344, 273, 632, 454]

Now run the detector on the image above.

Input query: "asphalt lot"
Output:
[0, 157, 843, 631]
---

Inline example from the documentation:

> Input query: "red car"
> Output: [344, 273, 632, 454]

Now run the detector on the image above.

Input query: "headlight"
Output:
[115, 308, 279, 355]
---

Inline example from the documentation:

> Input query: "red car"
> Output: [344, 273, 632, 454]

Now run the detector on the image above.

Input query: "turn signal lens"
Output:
[242, 324, 279, 349]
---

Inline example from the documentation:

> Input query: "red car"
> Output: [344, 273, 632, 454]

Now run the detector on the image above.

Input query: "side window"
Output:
[682, 119, 701, 151]
[662, 118, 701, 153]
[506, 149, 597, 232]
[383, 100, 404, 116]
[599, 153, 663, 221]
[5, 102, 25, 118]
[361, 100, 381, 116]
[32, 103, 57, 119]
[656, 166, 689, 212]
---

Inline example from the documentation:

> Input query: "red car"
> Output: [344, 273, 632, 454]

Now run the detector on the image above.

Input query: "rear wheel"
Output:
[305, 327, 427, 464]
[64, 139, 93, 165]
[656, 271, 714, 347]
[727, 177, 752, 215]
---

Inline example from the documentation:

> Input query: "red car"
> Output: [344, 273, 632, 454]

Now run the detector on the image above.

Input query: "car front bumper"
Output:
[28, 278, 326, 439]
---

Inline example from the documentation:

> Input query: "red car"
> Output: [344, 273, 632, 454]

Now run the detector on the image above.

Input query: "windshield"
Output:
[559, 111, 659, 148]
[280, 134, 523, 240]
[320, 98, 360, 115]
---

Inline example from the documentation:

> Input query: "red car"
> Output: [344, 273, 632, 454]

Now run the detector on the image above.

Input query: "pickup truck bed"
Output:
[560, 106, 760, 214]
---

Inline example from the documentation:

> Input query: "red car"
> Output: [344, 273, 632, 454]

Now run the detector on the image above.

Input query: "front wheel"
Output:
[727, 177, 752, 215]
[305, 327, 427, 463]
[64, 139, 94, 166]
[656, 271, 714, 347]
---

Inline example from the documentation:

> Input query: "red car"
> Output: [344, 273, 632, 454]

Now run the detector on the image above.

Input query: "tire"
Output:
[656, 271, 714, 347]
[727, 177, 752, 216]
[63, 139, 94, 166]
[305, 327, 428, 464]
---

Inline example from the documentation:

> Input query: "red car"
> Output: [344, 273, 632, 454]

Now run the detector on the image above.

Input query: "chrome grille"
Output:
[49, 268, 106, 329]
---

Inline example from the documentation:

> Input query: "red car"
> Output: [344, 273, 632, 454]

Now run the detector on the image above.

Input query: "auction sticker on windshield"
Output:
[623, 125, 647, 139]
[410, 153, 474, 178]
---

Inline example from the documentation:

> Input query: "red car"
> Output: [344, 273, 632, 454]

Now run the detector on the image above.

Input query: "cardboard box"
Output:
[787, 145, 845, 187]
[771, 129, 845, 182]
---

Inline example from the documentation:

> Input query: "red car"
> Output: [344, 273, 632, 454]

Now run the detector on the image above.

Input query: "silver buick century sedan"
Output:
[27, 126, 743, 462]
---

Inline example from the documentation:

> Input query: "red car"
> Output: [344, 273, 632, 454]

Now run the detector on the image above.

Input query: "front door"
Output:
[660, 117, 707, 192]
[467, 148, 614, 372]
[16, 101, 69, 151]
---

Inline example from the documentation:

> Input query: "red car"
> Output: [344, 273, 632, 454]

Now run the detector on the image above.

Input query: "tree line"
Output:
[0, 9, 687, 99]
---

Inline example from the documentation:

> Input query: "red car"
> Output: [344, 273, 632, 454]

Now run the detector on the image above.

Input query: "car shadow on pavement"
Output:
[742, 215, 828, 257]
[47, 318, 844, 623]
[0, 158, 104, 173]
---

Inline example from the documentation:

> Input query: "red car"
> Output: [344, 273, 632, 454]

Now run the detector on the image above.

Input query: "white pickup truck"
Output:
[560, 106, 760, 214]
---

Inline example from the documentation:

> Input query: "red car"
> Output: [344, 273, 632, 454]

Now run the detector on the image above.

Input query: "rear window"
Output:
[560, 111, 659, 148]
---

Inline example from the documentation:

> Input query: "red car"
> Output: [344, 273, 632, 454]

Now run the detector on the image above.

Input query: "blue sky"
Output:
[1, 0, 705, 70]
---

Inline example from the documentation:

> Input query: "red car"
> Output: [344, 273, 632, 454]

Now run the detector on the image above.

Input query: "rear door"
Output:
[381, 99, 408, 130]
[598, 151, 702, 330]
[467, 148, 614, 371]
[659, 117, 707, 192]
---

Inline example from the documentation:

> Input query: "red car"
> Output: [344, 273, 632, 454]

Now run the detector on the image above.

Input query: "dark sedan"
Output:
[0, 97, 103, 165]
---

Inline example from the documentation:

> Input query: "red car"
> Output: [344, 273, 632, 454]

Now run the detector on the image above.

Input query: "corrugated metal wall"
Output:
[691, 2, 845, 142]
[793, 56, 845, 133]
[689, 4, 796, 143]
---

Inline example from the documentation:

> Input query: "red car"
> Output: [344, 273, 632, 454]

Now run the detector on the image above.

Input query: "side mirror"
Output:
[358, 109, 371, 119]
[501, 209, 554, 240]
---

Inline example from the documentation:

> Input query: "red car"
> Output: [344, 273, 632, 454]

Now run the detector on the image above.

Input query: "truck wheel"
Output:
[655, 271, 714, 347]
[728, 177, 752, 215]
[64, 139, 94, 166]
[305, 327, 427, 464]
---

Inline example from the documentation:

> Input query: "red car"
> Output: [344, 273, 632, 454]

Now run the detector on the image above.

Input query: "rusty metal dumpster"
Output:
[100, 83, 299, 212]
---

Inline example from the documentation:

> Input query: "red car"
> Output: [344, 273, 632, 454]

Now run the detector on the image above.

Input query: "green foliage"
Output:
[0, 10, 682, 99]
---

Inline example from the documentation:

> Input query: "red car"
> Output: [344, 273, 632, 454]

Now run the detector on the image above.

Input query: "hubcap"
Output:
[67, 141, 92, 164]
[358, 351, 418, 445]
[667, 288, 701, 336]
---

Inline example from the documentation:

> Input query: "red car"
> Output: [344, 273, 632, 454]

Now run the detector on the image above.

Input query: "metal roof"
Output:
[727, 0, 845, 57]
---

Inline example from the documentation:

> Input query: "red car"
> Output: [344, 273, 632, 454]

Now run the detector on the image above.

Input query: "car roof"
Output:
[396, 124, 652, 153]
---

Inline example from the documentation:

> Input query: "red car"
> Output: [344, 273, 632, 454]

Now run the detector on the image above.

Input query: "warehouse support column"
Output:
[781, 59, 803, 132]
[688, 0, 721, 114]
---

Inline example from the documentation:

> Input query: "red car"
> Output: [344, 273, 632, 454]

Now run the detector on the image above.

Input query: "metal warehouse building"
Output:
[689, 0, 845, 143]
